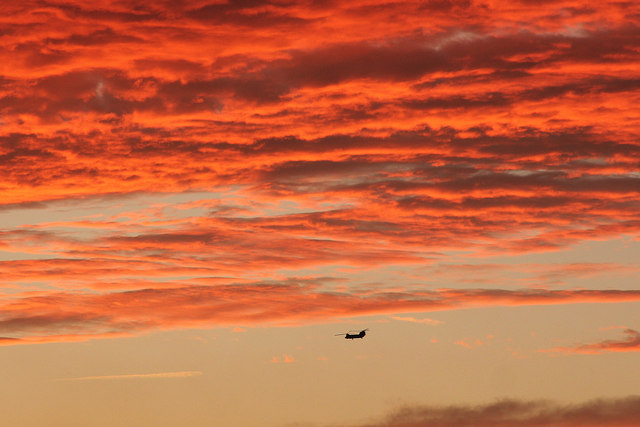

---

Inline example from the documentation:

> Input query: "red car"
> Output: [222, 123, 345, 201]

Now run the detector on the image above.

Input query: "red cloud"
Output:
[547, 328, 640, 355]
[1, 283, 640, 344]
[1, 0, 639, 346]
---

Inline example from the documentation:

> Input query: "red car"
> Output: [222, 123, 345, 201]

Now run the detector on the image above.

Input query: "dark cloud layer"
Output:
[355, 397, 640, 427]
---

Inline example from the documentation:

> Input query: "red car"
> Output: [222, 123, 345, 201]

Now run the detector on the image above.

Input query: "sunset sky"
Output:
[1, 0, 640, 425]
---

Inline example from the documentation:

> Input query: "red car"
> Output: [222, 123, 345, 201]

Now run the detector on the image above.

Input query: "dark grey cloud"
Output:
[353, 397, 640, 427]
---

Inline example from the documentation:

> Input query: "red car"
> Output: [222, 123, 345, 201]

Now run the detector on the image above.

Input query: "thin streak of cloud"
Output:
[545, 328, 640, 355]
[391, 316, 443, 325]
[57, 371, 203, 381]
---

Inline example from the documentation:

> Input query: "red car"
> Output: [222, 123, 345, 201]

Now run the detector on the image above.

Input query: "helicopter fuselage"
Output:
[344, 330, 366, 339]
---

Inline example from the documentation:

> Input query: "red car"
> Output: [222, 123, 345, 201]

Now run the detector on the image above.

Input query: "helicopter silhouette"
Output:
[335, 328, 369, 340]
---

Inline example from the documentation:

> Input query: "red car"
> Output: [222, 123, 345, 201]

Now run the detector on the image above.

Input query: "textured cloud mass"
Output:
[355, 397, 640, 427]
[1, 0, 639, 343]
[3, 283, 640, 344]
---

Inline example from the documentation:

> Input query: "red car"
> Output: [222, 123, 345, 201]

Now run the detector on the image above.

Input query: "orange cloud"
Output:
[1, 282, 640, 344]
[1, 0, 639, 344]
[546, 328, 640, 355]
[270, 354, 295, 364]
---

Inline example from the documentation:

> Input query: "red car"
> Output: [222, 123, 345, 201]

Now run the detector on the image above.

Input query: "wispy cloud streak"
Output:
[57, 371, 203, 381]
[391, 316, 442, 325]
[546, 328, 640, 354]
